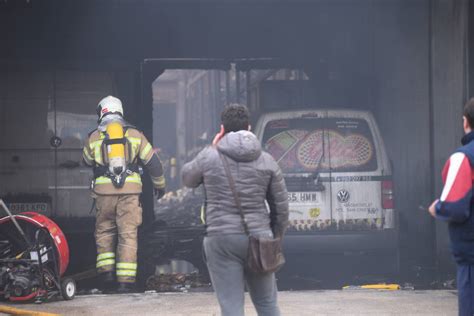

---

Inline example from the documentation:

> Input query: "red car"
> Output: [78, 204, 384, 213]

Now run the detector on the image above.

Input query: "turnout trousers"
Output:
[95, 194, 142, 284]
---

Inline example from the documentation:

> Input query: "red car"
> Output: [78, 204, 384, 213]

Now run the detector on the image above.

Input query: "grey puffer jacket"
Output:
[182, 131, 289, 237]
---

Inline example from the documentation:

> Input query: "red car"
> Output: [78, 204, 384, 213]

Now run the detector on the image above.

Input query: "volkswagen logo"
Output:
[337, 189, 350, 203]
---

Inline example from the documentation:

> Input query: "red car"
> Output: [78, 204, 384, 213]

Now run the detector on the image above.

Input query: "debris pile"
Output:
[154, 187, 204, 227]
[145, 272, 210, 292]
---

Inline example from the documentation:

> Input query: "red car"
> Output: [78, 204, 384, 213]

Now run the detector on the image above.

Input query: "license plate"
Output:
[288, 192, 319, 203]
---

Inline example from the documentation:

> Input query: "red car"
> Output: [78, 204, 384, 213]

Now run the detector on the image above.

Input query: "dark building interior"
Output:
[0, 0, 472, 289]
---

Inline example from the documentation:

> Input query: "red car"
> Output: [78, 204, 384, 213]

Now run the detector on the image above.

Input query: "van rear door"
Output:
[262, 111, 334, 231]
[260, 110, 389, 232]
[325, 115, 384, 231]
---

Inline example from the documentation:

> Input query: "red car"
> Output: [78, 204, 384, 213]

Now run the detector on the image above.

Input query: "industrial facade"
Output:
[0, 0, 471, 284]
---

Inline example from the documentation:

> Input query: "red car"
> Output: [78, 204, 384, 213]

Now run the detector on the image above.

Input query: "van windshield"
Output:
[262, 117, 378, 173]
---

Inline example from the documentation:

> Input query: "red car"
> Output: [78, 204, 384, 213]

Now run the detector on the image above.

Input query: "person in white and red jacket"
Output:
[429, 98, 474, 316]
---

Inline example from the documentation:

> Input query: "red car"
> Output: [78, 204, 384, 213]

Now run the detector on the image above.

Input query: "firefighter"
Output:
[83, 95, 165, 293]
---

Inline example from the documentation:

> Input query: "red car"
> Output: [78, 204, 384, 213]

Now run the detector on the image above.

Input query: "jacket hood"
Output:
[217, 131, 262, 162]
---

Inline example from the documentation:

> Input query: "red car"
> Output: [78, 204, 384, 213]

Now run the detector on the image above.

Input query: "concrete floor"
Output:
[0, 290, 458, 316]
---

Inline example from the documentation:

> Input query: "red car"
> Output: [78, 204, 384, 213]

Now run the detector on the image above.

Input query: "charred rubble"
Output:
[140, 187, 210, 292]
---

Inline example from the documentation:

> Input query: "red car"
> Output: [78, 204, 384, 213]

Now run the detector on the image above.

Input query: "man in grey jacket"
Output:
[182, 104, 289, 316]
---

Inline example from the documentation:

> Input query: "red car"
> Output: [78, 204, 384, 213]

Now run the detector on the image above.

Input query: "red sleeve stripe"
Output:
[440, 152, 472, 202]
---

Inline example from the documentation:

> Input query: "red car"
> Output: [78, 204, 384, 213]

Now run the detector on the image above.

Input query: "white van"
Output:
[254, 109, 398, 280]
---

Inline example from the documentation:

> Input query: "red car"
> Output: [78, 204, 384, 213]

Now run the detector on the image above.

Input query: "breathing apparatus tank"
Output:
[105, 122, 126, 175]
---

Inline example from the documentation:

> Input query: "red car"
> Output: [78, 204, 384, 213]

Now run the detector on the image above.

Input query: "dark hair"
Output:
[464, 98, 474, 128]
[221, 103, 250, 133]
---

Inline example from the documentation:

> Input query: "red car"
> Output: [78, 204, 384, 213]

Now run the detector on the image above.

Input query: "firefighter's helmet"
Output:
[97, 96, 124, 121]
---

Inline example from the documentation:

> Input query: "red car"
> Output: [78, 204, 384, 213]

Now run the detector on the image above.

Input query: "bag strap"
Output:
[218, 150, 250, 236]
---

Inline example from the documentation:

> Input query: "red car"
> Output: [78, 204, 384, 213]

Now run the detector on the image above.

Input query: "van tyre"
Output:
[61, 277, 76, 300]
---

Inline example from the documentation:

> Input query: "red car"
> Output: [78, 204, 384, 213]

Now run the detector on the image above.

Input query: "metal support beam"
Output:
[430, 0, 469, 275]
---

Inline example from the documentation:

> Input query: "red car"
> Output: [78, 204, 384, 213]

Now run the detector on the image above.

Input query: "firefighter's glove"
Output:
[154, 188, 165, 200]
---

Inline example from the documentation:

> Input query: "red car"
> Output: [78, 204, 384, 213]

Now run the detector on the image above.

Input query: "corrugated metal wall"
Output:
[371, 0, 468, 276]
[371, 0, 435, 275]
[0, 70, 116, 218]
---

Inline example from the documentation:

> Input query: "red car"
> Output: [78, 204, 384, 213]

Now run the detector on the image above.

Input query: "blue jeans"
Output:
[203, 233, 280, 316]
[458, 264, 474, 316]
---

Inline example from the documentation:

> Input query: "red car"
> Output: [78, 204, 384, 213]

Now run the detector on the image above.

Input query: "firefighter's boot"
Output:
[116, 282, 134, 294]
[99, 271, 116, 293]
